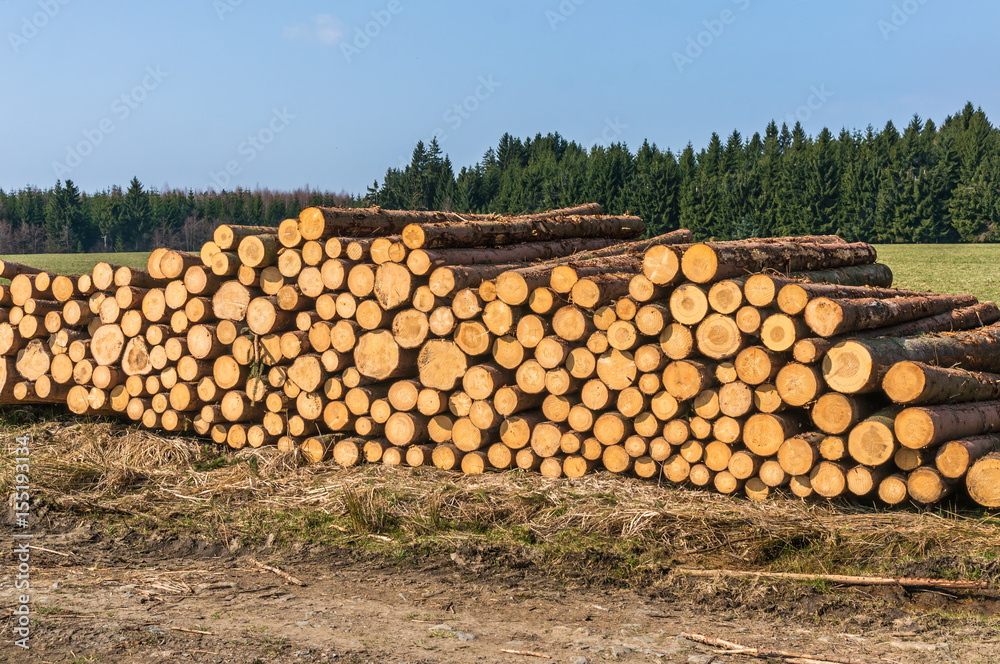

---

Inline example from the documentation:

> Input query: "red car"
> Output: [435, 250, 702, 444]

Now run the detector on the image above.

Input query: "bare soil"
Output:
[3, 520, 998, 664]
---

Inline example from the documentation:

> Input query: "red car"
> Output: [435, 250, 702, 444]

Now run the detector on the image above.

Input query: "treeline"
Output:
[1, 102, 997, 254]
[368, 102, 999, 243]
[0, 179, 354, 254]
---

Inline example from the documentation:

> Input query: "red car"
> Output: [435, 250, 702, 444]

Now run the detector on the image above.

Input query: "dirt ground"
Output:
[3, 521, 998, 664]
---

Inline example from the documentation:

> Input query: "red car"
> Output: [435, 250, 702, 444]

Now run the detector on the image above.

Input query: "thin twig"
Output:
[500, 650, 552, 658]
[248, 557, 306, 586]
[675, 567, 989, 590]
[680, 632, 897, 664]
[170, 627, 213, 635]
[29, 545, 73, 557]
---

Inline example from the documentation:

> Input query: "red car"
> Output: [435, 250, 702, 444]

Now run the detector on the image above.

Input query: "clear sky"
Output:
[1, 0, 996, 195]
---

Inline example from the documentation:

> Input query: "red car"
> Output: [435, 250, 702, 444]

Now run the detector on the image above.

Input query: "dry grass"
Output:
[3, 415, 999, 588]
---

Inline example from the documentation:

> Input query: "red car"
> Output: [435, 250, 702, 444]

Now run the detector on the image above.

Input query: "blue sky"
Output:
[1, 0, 996, 195]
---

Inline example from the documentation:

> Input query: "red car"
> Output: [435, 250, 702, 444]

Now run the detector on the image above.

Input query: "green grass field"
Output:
[0, 252, 150, 277]
[874, 244, 1000, 305]
[2, 246, 999, 304]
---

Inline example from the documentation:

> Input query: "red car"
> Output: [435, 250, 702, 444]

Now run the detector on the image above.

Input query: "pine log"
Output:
[774, 363, 823, 407]
[659, 323, 694, 360]
[907, 467, 955, 504]
[706, 278, 746, 315]
[778, 282, 926, 316]
[760, 313, 811, 353]
[402, 214, 643, 250]
[734, 305, 766, 336]
[734, 346, 782, 386]
[823, 325, 1000, 394]
[804, 294, 977, 338]
[935, 435, 1000, 479]
[966, 452, 1000, 507]
[813, 393, 883, 436]
[895, 400, 1000, 450]
[846, 464, 892, 497]
[482, 300, 523, 336]
[743, 263, 894, 309]
[429, 263, 522, 298]
[669, 284, 710, 326]
[406, 237, 618, 276]
[695, 314, 745, 360]
[882, 361, 1000, 406]
[810, 461, 849, 499]
[570, 273, 635, 309]
[683, 241, 876, 284]
[417, 339, 468, 390]
[744, 412, 804, 456]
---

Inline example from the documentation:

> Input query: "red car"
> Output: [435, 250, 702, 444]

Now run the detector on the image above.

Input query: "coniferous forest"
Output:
[2, 102, 997, 254]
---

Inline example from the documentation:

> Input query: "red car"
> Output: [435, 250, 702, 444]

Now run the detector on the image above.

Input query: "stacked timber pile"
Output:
[2, 203, 1000, 510]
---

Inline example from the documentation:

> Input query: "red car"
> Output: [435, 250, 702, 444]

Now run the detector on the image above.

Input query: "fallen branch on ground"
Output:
[680, 632, 898, 664]
[249, 557, 306, 586]
[675, 568, 989, 590]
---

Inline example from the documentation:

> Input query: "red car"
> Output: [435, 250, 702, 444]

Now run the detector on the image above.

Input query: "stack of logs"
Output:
[2, 202, 999, 510]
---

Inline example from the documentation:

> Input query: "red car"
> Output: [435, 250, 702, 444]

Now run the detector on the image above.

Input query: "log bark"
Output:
[894, 400, 1000, 450]
[935, 434, 1000, 479]
[882, 361, 1000, 406]
[402, 214, 643, 250]
[406, 237, 619, 276]
[804, 294, 977, 338]
[822, 325, 1000, 394]
[778, 282, 926, 316]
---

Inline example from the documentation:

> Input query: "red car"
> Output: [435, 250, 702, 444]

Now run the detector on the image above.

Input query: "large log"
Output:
[298, 205, 511, 240]
[966, 452, 1000, 507]
[935, 435, 1000, 480]
[804, 294, 977, 338]
[682, 241, 877, 284]
[406, 237, 619, 276]
[847, 407, 902, 466]
[894, 400, 1000, 450]
[402, 214, 644, 250]
[744, 263, 895, 308]
[793, 302, 1000, 364]
[882, 361, 1000, 406]
[822, 325, 1000, 394]
[777, 282, 926, 316]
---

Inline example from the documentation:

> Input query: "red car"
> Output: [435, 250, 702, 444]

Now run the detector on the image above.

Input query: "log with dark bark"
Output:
[682, 241, 877, 284]
[402, 214, 644, 250]
[804, 294, 977, 338]
[822, 325, 1000, 394]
